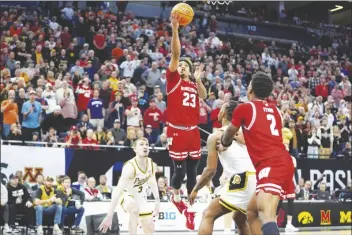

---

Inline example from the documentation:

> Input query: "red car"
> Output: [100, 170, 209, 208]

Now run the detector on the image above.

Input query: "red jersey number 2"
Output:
[266, 114, 279, 136]
[182, 92, 196, 108]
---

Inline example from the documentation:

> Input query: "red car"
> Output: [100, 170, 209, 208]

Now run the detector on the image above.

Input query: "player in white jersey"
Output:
[99, 138, 160, 234]
[189, 100, 258, 235]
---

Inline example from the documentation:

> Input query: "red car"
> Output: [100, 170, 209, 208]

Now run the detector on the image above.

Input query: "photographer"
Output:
[1, 90, 19, 138]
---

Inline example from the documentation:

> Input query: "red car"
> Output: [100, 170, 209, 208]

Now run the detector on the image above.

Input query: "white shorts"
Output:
[120, 192, 153, 219]
[219, 172, 256, 214]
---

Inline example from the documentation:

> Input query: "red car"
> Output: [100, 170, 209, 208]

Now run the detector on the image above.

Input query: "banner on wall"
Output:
[277, 201, 351, 227]
[1, 145, 65, 184]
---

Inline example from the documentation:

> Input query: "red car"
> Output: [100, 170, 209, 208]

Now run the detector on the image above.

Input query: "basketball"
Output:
[171, 3, 194, 26]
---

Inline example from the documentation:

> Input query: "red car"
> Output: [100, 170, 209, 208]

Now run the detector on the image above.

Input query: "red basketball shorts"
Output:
[166, 124, 201, 161]
[255, 157, 295, 200]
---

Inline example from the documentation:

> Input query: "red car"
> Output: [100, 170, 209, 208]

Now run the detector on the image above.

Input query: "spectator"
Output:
[59, 89, 78, 130]
[7, 173, 35, 231]
[107, 92, 124, 128]
[101, 130, 115, 146]
[143, 99, 163, 143]
[307, 127, 321, 159]
[84, 177, 103, 201]
[155, 70, 167, 96]
[316, 182, 331, 200]
[315, 76, 329, 101]
[95, 175, 112, 194]
[108, 70, 120, 92]
[120, 55, 137, 78]
[297, 180, 312, 200]
[288, 119, 305, 158]
[82, 129, 99, 150]
[72, 172, 87, 192]
[87, 90, 105, 129]
[341, 142, 352, 160]
[33, 176, 62, 234]
[42, 82, 56, 114]
[41, 105, 64, 134]
[210, 101, 223, 132]
[1, 90, 19, 138]
[317, 117, 333, 159]
[56, 176, 85, 233]
[155, 133, 168, 147]
[65, 126, 82, 149]
[31, 174, 45, 192]
[111, 119, 126, 145]
[77, 114, 94, 131]
[124, 126, 137, 147]
[155, 92, 166, 112]
[7, 123, 23, 144]
[142, 62, 161, 95]
[21, 90, 42, 141]
[75, 77, 92, 118]
[144, 125, 154, 144]
[1, 183, 11, 233]
[125, 96, 143, 130]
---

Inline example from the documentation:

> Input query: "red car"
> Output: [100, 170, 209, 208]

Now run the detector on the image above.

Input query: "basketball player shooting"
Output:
[188, 100, 259, 235]
[99, 138, 160, 234]
[166, 13, 207, 230]
[219, 72, 295, 235]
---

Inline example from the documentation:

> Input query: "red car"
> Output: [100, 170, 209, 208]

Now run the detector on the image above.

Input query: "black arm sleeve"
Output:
[72, 187, 85, 204]
[294, 168, 299, 184]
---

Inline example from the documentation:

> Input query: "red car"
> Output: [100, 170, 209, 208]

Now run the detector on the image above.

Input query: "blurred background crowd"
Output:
[0, 1, 351, 160]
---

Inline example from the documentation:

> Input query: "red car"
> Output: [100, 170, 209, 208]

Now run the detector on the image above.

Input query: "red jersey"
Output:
[143, 107, 164, 128]
[231, 100, 290, 167]
[76, 85, 92, 112]
[166, 69, 199, 126]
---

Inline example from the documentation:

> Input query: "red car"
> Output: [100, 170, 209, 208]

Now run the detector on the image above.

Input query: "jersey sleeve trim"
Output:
[167, 76, 182, 95]
[243, 102, 257, 131]
[275, 106, 283, 125]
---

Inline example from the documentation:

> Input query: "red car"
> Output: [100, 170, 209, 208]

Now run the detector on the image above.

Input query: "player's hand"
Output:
[188, 190, 198, 206]
[216, 140, 228, 152]
[170, 12, 180, 29]
[99, 215, 113, 233]
[194, 63, 205, 83]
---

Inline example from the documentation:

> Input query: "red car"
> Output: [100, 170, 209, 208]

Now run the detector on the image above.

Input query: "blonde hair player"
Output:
[99, 138, 160, 234]
[188, 100, 260, 235]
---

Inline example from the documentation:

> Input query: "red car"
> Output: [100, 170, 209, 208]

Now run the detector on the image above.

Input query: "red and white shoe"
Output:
[184, 209, 196, 231]
[171, 195, 188, 214]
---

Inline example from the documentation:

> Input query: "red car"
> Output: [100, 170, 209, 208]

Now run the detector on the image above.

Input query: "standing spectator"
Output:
[1, 90, 19, 138]
[33, 176, 62, 234]
[120, 55, 137, 78]
[59, 90, 77, 131]
[93, 29, 107, 61]
[308, 71, 320, 96]
[1, 183, 11, 233]
[108, 70, 120, 92]
[339, 116, 351, 145]
[142, 62, 161, 95]
[65, 126, 82, 149]
[7, 174, 35, 231]
[41, 105, 64, 134]
[99, 81, 112, 117]
[110, 119, 126, 145]
[288, 65, 298, 82]
[21, 90, 42, 141]
[307, 127, 321, 159]
[288, 119, 305, 158]
[15, 88, 27, 124]
[125, 96, 143, 130]
[75, 77, 92, 118]
[107, 92, 124, 128]
[332, 126, 343, 158]
[82, 129, 99, 150]
[87, 90, 105, 129]
[95, 175, 112, 194]
[143, 99, 164, 143]
[155, 70, 167, 96]
[315, 76, 329, 101]
[317, 117, 333, 159]
[155, 92, 166, 112]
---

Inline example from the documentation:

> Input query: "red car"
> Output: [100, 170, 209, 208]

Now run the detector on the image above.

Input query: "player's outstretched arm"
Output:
[189, 133, 219, 205]
[234, 129, 246, 145]
[169, 13, 181, 73]
[99, 163, 135, 233]
[148, 163, 160, 217]
[221, 124, 240, 149]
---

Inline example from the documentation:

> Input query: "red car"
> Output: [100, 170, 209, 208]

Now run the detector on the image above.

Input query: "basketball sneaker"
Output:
[171, 195, 187, 214]
[285, 224, 299, 232]
[184, 209, 196, 230]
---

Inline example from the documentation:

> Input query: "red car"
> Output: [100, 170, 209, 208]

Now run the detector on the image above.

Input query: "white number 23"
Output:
[182, 92, 196, 108]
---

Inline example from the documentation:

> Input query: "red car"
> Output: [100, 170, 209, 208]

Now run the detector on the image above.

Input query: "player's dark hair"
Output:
[251, 72, 274, 99]
[225, 99, 239, 121]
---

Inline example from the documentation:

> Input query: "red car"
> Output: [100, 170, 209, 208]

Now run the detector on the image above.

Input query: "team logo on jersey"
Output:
[298, 211, 314, 225]
[232, 174, 241, 185]
[134, 175, 152, 187]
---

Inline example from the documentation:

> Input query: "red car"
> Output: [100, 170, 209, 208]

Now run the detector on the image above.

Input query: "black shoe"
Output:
[70, 226, 85, 233]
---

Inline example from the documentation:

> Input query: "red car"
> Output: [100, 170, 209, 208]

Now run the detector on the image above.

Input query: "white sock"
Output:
[287, 219, 292, 226]
[174, 194, 181, 202]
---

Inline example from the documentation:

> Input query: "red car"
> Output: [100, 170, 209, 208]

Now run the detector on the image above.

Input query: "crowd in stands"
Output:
[0, 3, 351, 160]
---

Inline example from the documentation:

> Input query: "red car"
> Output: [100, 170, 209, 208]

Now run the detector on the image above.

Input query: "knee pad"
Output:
[287, 199, 294, 216]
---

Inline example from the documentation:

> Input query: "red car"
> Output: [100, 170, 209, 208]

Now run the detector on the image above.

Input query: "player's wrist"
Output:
[220, 135, 232, 148]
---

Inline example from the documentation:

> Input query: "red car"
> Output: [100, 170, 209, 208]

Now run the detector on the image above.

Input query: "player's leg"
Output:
[121, 196, 140, 235]
[232, 210, 251, 235]
[246, 193, 263, 235]
[256, 191, 280, 235]
[223, 213, 233, 233]
[198, 197, 231, 235]
[185, 157, 200, 199]
[171, 160, 187, 205]
[139, 214, 154, 235]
